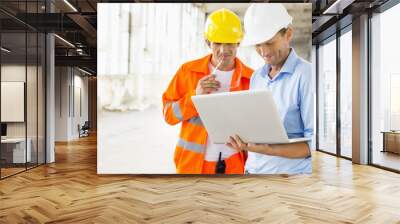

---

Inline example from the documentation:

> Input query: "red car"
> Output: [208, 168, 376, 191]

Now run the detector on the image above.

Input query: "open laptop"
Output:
[191, 90, 310, 144]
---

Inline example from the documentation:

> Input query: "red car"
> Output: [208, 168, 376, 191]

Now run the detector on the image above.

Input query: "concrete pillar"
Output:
[46, 0, 55, 163]
[352, 14, 369, 164]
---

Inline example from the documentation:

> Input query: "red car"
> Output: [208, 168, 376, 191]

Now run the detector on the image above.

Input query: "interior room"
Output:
[0, 0, 400, 223]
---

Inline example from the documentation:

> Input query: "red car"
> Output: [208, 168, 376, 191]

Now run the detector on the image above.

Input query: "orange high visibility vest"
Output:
[162, 54, 254, 174]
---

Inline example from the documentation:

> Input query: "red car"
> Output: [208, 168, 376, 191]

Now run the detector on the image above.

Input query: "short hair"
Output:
[278, 27, 288, 36]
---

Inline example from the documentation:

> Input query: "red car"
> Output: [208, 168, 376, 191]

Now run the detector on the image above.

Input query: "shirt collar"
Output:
[208, 62, 235, 74]
[261, 48, 299, 81]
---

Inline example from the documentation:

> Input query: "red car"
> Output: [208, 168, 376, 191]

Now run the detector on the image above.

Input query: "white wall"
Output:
[71, 74, 89, 138]
[55, 67, 68, 141]
[1, 63, 46, 164]
[55, 67, 89, 141]
[1, 66, 26, 137]
[1, 65, 38, 138]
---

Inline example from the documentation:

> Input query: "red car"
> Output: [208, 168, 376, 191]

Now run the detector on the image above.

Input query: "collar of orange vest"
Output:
[185, 54, 252, 79]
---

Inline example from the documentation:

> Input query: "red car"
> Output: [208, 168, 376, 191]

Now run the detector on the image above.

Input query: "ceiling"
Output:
[311, 0, 391, 44]
[1, 0, 99, 74]
[0, 0, 396, 75]
[200, 3, 250, 17]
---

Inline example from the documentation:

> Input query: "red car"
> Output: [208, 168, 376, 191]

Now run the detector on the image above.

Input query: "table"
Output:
[381, 131, 400, 154]
[1, 138, 32, 164]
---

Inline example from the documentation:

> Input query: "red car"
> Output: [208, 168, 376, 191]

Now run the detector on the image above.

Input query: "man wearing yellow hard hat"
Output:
[226, 3, 314, 174]
[162, 8, 254, 174]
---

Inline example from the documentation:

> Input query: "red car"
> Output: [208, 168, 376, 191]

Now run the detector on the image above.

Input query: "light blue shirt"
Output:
[246, 48, 314, 175]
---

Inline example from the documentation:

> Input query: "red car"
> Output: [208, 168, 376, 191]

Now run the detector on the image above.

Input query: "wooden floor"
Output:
[1, 163, 45, 178]
[1, 135, 400, 223]
[372, 150, 400, 171]
[1, 167, 26, 178]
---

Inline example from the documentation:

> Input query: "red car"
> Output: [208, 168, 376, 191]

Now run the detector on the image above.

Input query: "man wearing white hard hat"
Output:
[226, 3, 314, 174]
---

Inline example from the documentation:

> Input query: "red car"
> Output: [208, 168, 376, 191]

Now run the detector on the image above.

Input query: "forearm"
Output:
[162, 66, 199, 125]
[255, 142, 310, 158]
[162, 89, 198, 125]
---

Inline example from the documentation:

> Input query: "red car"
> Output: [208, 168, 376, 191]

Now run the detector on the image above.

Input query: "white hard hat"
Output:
[241, 3, 293, 47]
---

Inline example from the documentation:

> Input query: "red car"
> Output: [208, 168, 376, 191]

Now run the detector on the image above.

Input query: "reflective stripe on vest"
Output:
[163, 102, 171, 117]
[187, 116, 203, 126]
[177, 138, 205, 153]
[172, 102, 183, 121]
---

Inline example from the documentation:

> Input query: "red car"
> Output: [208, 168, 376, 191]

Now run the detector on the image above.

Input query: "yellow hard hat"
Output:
[204, 8, 243, 44]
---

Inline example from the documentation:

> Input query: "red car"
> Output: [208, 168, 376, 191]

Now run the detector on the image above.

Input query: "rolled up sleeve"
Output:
[299, 63, 315, 151]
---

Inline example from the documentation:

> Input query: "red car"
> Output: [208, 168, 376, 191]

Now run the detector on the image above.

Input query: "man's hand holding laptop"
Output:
[226, 135, 268, 154]
[226, 134, 311, 159]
